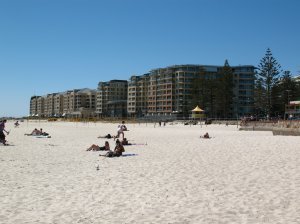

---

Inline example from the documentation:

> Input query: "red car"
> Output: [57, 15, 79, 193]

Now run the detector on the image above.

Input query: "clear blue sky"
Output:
[1, 0, 299, 117]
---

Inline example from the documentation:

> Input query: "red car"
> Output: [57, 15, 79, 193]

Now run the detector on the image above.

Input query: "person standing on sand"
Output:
[0, 120, 9, 145]
[116, 121, 127, 139]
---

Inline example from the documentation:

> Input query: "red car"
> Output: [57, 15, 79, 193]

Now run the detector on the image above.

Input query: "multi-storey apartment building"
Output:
[54, 94, 64, 116]
[29, 63, 255, 119]
[96, 80, 128, 117]
[30, 89, 96, 118]
[128, 64, 255, 119]
[62, 89, 96, 118]
[30, 96, 46, 117]
[30, 96, 39, 116]
[36, 96, 45, 117]
[44, 93, 55, 117]
[127, 74, 150, 117]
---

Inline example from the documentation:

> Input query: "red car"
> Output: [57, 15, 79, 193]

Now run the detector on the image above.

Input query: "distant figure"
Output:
[14, 121, 20, 128]
[87, 141, 110, 151]
[100, 139, 125, 157]
[0, 120, 9, 145]
[200, 132, 211, 139]
[159, 121, 162, 127]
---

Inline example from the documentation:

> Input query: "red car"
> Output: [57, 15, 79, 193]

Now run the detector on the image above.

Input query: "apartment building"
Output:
[30, 96, 39, 116]
[96, 80, 128, 117]
[29, 89, 96, 118]
[62, 89, 96, 118]
[54, 94, 64, 116]
[127, 74, 150, 117]
[29, 63, 255, 119]
[44, 94, 55, 117]
[128, 64, 255, 119]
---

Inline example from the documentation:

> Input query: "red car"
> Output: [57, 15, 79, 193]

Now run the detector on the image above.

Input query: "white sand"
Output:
[0, 121, 299, 224]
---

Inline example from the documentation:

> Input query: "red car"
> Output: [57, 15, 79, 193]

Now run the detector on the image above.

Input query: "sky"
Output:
[0, 0, 300, 117]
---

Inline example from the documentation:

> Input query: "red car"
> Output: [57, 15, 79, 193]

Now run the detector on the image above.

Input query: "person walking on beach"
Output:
[0, 120, 9, 145]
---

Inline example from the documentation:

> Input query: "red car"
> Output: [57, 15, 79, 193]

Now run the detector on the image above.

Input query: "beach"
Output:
[0, 121, 299, 224]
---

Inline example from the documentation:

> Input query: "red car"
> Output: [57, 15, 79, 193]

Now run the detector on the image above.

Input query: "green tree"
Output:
[254, 78, 267, 117]
[271, 71, 298, 117]
[256, 48, 282, 117]
[191, 67, 207, 108]
[215, 60, 234, 118]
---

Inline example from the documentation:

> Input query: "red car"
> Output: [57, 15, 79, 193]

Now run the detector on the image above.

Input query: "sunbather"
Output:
[100, 139, 125, 157]
[200, 132, 211, 139]
[87, 141, 110, 151]
[97, 134, 115, 139]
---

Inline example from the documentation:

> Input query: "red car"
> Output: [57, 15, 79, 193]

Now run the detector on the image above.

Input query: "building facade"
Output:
[127, 74, 150, 117]
[30, 63, 255, 119]
[96, 80, 128, 117]
[29, 89, 96, 118]
[30, 96, 39, 116]
[128, 64, 255, 119]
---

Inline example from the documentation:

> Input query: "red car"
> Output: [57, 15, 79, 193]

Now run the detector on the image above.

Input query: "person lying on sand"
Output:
[25, 128, 49, 136]
[97, 134, 115, 139]
[24, 128, 41, 136]
[86, 141, 110, 151]
[100, 139, 125, 157]
[200, 132, 211, 139]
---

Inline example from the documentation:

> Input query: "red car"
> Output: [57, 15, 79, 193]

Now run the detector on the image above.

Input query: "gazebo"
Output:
[191, 106, 205, 119]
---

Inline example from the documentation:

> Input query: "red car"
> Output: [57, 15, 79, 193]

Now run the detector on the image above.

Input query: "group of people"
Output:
[25, 128, 50, 137]
[87, 121, 129, 158]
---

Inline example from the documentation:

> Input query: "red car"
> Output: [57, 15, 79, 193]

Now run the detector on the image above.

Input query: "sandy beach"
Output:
[0, 121, 299, 224]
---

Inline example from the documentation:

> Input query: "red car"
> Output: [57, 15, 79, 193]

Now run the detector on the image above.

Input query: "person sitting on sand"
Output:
[14, 121, 20, 127]
[39, 128, 49, 136]
[100, 139, 125, 157]
[87, 141, 110, 151]
[200, 132, 211, 139]
[121, 138, 132, 146]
